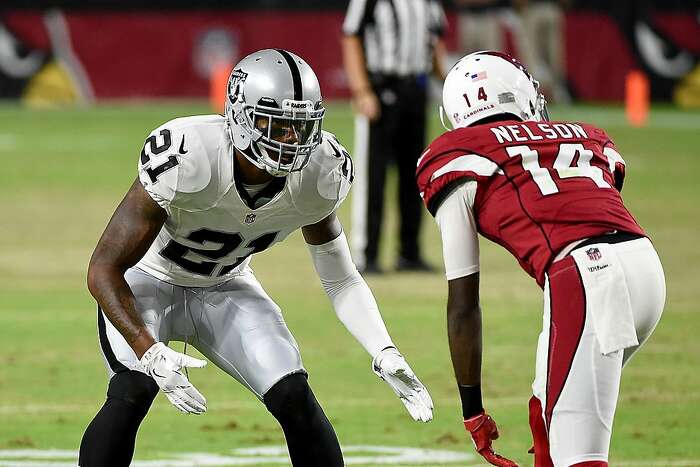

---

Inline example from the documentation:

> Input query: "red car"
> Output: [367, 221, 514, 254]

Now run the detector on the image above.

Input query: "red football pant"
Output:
[529, 396, 553, 467]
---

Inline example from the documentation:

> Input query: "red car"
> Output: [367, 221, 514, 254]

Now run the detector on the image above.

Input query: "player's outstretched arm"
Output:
[432, 183, 518, 466]
[448, 275, 518, 467]
[302, 213, 433, 422]
[87, 178, 207, 414]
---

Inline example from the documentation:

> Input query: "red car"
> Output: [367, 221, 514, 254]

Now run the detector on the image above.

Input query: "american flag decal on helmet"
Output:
[470, 71, 487, 82]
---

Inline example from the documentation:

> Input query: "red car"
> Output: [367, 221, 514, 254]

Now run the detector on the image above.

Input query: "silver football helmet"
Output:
[224, 49, 325, 177]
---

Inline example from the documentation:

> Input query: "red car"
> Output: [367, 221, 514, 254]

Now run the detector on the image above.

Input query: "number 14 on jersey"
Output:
[506, 143, 612, 196]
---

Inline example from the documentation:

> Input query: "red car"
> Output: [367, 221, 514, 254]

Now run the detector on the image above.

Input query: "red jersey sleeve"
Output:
[417, 133, 502, 216]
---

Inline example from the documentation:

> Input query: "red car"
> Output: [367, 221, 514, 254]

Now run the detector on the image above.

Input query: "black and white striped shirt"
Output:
[343, 0, 446, 76]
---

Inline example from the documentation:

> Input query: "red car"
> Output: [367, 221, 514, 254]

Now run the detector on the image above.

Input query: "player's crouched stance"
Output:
[78, 49, 432, 467]
[417, 51, 665, 466]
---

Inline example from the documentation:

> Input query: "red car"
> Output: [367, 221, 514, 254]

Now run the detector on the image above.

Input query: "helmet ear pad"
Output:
[229, 106, 252, 150]
[225, 99, 261, 170]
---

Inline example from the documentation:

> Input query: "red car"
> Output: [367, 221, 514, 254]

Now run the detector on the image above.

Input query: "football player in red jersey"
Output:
[416, 51, 666, 467]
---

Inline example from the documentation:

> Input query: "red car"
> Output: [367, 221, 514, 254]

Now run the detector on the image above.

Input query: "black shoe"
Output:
[359, 262, 383, 275]
[395, 257, 435, 272]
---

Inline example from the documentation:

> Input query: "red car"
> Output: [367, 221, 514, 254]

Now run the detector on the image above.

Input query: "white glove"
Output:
[139, 342, 208, 415]
[372, 347, 433, 422]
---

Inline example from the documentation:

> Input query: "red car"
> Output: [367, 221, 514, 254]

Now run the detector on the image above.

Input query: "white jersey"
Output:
[137, 115, 353, 287]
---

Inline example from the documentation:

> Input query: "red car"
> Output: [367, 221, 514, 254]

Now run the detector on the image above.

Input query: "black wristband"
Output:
[458, 384, 483, 419]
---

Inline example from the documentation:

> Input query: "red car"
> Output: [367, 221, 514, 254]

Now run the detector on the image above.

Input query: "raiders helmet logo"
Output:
[227, 69, 248, 104]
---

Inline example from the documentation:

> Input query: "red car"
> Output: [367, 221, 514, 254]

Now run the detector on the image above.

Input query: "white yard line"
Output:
[555, 106, 700, 130]
[1, 448, 698, 466]
[0, 447, 475, 466]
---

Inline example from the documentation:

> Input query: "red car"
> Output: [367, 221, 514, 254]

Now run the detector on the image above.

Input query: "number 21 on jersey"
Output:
[506, 143, 611, 196]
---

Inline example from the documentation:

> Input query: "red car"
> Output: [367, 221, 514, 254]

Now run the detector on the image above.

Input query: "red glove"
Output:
[464, 412, 519, 467]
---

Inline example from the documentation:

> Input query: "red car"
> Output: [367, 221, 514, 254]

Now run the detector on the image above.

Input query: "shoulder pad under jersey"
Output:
[138, 115, 232, 212]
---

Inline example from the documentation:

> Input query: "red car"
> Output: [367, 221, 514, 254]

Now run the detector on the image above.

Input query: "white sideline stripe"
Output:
[430, 154, 503, 182]
[0, 449, 698, 466]
[0, 446, 474, 466]
[563, 107, 700, 130]
[350, 114, 369, 267]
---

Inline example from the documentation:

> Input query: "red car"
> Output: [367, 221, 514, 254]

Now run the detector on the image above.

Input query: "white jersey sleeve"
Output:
[434, 181, 480, 280]
[138, 116, 226, 214]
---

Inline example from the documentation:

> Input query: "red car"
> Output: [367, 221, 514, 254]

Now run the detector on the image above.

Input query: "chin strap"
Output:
[438, 105, 453, 131]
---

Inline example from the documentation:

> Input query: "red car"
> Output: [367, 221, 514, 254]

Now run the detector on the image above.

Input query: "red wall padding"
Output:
[2, 10, 696, 101]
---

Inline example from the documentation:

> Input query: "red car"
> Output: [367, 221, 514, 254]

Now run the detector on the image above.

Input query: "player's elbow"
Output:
[86, 262, 105, 300]
[86, 257, 119, 301]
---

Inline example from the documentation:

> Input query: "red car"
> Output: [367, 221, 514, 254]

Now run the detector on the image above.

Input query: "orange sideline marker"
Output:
[625, 70, 649, 127]
[210, 62, 232, 114]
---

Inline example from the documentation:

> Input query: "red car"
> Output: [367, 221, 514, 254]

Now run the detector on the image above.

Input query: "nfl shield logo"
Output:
[244, 213, 256, 224]
[586, 247, 602, 261]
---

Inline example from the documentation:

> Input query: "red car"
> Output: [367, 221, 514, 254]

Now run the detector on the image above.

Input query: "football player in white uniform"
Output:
[78, 49, 433, 467]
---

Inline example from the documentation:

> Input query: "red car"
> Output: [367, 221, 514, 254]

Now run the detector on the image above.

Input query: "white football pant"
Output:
[97, 267, 305, 399]
[531, 237, 665, 466]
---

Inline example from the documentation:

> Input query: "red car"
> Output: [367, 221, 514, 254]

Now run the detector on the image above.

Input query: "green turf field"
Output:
[0, 101, 698, 466]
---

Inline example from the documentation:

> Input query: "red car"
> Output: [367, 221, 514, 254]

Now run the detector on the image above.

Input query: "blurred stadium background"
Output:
[1, 0, 699, 465]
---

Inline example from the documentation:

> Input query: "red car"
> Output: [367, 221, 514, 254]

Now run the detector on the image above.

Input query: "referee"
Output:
[342, 0, 447, 274]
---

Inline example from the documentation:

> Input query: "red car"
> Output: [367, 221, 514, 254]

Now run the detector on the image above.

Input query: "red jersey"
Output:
[416, 120, 645, 287]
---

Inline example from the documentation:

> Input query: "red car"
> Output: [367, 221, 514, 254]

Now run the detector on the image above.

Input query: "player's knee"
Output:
[107, 370, 159, 414]
[264, 372, 315, 424]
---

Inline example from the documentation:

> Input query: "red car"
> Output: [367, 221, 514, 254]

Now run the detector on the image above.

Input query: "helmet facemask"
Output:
[245, 99, 324, 176]
[532, 79, 549, 122]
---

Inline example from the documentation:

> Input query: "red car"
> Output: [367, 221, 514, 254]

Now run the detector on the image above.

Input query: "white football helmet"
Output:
[224, 49, 325, 177]
[440, 51, 549, 129]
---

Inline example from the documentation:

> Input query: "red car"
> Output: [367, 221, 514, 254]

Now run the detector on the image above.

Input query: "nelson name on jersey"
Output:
[490, 122, 589, 144]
